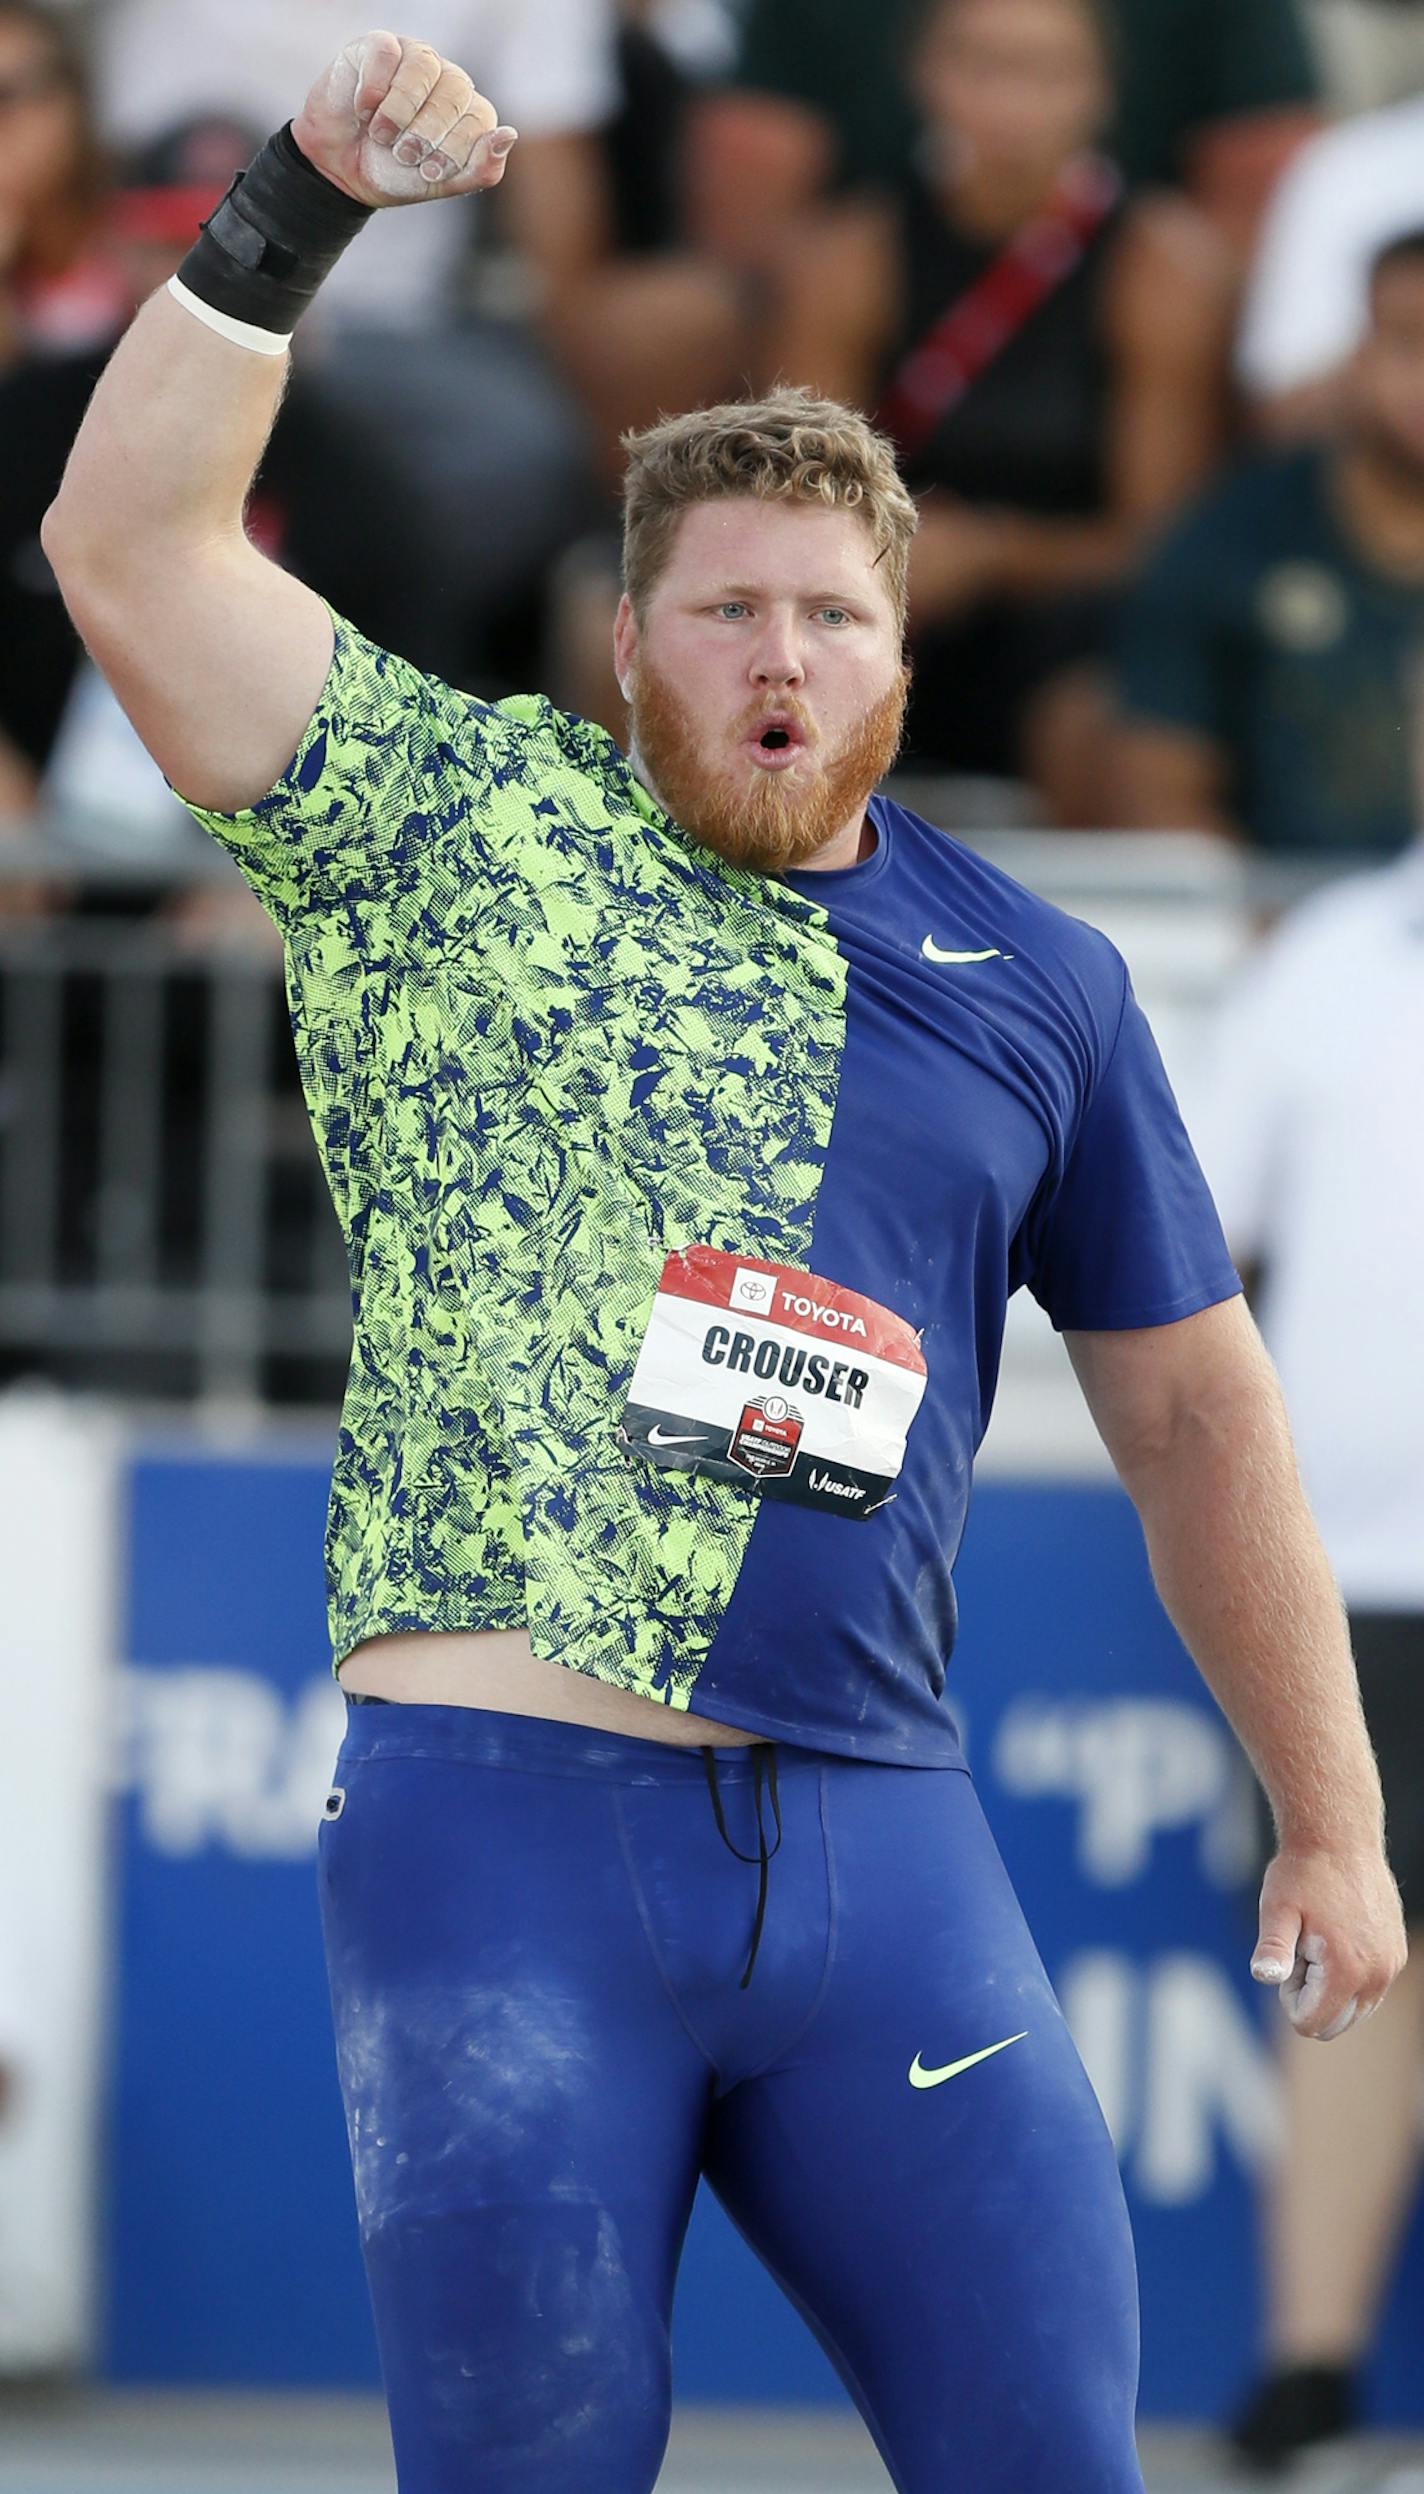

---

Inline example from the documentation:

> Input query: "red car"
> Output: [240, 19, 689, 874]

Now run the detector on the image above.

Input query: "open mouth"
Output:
[746, 715, 809, 768]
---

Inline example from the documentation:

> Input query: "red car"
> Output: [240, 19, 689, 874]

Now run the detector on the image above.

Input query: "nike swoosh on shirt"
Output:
[921, 938, 1007, 964]
[908, 2032, 1029, 2089]
[647, 1426, 711, 1448]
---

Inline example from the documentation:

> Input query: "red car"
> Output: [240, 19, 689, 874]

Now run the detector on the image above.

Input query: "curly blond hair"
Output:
[621, 387, 918, 633]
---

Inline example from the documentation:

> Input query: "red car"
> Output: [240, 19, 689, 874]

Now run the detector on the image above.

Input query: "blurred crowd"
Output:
[4, 0, 1424, 867]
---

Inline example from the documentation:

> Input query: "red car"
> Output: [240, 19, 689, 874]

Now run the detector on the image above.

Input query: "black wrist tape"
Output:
[175, 122, 373, 334]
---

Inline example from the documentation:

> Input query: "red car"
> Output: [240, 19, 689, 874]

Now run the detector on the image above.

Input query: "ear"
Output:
[612, 593, 638, 703]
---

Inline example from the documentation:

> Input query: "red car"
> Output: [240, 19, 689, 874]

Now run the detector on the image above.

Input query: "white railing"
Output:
[0, 801, 1347, 1416]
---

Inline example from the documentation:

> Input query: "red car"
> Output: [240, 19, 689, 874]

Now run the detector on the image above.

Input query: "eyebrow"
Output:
[701, 582, 870, 604]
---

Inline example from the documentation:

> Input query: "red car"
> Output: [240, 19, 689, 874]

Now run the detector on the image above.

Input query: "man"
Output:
[42, 34, 1404, 2493]
[1112, 228, 1424, 859]
[1187, 845, 1424, 2474]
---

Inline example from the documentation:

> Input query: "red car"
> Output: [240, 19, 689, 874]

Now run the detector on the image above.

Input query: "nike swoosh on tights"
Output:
[908, 2032, 1029, 2089]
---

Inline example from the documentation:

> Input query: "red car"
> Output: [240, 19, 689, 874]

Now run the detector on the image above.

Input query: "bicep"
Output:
[1066, 1295, 1268, 1481]
[46, 532, 334, 815]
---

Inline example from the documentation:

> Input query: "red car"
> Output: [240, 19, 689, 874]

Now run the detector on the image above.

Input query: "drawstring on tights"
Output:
[700, 1743, 783, 1988]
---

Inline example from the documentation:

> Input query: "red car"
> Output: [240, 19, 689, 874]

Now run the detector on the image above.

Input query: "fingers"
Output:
[367, 39, 445, 146]
[1313, 1996, 1361, 2042]
[348, 30, 404, 126]
[325, 30, 402, 128]
[1273, 1929, 1363, 2040]
[392, 75, 492, 180]
[1251, 1899, 1302, 1988]
[352, 37, 512, 193]
[419, 114, 517, 190]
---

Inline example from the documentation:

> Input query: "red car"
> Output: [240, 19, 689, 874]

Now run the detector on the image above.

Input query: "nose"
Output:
[748, 615, 806, 691]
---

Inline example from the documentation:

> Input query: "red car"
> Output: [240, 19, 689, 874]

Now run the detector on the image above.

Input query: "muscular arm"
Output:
[1067, 1296, 1406, 2034]
[41, 31, 513, 816]
[41, 295, 330, 813]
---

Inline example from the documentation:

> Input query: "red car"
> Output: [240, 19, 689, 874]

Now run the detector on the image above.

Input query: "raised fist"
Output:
[291, 30, 517, 208]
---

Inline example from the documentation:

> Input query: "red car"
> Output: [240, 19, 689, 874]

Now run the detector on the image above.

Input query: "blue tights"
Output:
[318, 1701, 1144, 2492]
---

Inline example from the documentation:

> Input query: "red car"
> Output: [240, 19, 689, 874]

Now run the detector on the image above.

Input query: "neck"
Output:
[1335, 438, 1424, 580]
[796, 808, 876, 871]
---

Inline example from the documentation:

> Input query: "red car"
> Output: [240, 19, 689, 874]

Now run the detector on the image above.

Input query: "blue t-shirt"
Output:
[188, 620, 1239, 1765]
[687, 791, 1240, 1759]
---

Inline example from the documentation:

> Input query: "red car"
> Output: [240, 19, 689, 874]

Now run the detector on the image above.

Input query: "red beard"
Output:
[627, 657, 910, 873]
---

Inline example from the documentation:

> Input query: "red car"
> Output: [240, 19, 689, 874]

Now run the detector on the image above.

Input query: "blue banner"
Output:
[105, 1446, 1424, 2418]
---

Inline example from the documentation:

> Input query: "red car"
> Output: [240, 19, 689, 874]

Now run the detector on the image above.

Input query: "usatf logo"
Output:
[731, 1267, 776, 1314]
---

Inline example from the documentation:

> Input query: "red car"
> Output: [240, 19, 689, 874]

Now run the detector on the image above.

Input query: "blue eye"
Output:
[717, 602, 749, 620]
[818, 606, 851, 625]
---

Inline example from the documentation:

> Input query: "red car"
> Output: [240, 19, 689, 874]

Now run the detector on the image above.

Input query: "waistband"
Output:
[336, 1698, 833, 1787]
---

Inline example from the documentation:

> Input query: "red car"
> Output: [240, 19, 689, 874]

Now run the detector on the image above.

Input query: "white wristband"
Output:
[166, 273, 291, 356]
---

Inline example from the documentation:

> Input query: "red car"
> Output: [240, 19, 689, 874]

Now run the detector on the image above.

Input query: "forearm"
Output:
[1127, 1364, 1382, 1852]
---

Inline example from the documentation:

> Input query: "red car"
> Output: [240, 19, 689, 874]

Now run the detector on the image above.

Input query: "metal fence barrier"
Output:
[0, 805, 1335, 1410]
[0, 907, 350, 1407]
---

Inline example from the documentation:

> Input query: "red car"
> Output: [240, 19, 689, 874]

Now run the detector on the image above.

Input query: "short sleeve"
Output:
[1027, 973, 1242, 1332]
[1114, 501, 1235, 741]
[1236, 134, 1358, 395]
[178, 607, 495, 929]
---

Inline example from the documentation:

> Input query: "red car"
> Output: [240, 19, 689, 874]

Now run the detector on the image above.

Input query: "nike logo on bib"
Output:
[921, 938, 1006, 965]
[646, 1425, 711, 1448]
[908, 2031, 1029, 2089]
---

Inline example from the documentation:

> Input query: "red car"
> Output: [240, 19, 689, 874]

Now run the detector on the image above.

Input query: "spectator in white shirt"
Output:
[1191, 839, 1424, 2475]
[1238, 94, 1424, 434]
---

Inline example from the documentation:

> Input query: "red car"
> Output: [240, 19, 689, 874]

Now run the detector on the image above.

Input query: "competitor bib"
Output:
[617, 1245, 927, 1518]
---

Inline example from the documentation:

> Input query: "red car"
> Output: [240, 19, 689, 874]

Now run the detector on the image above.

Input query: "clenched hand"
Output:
[292, 29, 516, 209]
[1252, 1841, 1407, 2039]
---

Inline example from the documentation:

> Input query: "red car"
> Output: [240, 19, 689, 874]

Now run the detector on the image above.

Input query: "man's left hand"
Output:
[1252, 1843, 1407, 2039]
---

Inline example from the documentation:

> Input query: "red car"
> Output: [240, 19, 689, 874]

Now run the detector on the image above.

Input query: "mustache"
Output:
[732, 696, 819, 743]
